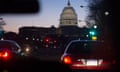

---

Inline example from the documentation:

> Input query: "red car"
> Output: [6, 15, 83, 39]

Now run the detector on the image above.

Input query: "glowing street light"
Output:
[104, 11, 109, 16]
[93, 25, 98, 29]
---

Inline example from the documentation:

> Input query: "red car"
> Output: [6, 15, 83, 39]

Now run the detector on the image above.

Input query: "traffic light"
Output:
[89, 30, 96, 36]
[92, 36, 97, 41]
[89, 29, 97, 40]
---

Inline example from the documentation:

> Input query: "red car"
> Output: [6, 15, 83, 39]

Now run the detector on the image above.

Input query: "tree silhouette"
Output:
[3, 32, 18, 41]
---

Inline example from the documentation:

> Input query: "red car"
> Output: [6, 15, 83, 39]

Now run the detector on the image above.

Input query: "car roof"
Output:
[0, 40, 20, 47]
[0, 40, 17, 43]
[70, 39, 104, 43]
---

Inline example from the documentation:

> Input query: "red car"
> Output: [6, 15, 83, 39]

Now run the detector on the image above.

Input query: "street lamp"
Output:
[93, 25, 98, 29]
[104, 11, 109, 16]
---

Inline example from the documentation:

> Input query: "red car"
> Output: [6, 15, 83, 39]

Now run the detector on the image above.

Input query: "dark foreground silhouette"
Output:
[0, 56, 119, 72]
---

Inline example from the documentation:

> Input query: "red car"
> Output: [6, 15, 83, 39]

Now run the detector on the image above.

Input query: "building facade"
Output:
[19, 0, 88, 42]
[59, 0, 78, 27]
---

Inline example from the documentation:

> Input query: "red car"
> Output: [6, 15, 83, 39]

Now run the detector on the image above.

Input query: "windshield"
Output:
[0, 0, 118, 72]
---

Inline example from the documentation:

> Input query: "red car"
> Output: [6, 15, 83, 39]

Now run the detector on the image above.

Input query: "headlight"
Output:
[22, 45, 32, 56]
[21, 44, 32, 56]
[25, 47, 30, 52]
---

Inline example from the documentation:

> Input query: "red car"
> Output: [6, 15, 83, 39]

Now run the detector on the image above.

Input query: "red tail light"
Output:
[2, 51, 8, 58]
[63, 55, 72, 64]
[0, 51, 11, 60]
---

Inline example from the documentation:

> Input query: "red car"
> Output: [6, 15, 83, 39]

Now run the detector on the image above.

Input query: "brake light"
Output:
[63, 55, 72, 64]
[0, 51, 8, 58]
[0, 51, 11, 60]
[2, 51, 8, 58]
[45, 38, 49, 42]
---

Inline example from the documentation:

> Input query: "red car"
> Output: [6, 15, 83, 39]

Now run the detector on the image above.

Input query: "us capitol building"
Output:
[19, 0, 88, 40]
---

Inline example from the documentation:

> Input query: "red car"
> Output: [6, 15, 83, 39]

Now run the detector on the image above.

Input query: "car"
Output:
[0, 40, 22, 62]
[60, 39, 117, 71]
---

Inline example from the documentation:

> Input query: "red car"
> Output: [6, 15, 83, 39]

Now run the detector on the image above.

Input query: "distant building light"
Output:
[40, 40, 43, 42]
[54, 46, 57, 48]
[37, 38, 39, 41]
[45, 45, 49, 48]
[1, 38, 4, 40]
[86, 35, 89, 37]
[25, 37, 29, 40]
[33, 38, 35, 40]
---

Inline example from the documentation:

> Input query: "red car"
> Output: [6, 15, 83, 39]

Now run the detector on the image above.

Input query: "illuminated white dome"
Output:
[60, 0, 78, 27]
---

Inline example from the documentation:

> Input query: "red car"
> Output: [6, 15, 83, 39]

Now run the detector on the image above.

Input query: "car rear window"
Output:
[66, 41, 104, 54]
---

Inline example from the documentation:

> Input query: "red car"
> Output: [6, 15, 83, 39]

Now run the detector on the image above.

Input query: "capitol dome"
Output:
[60, 0, 78, 27]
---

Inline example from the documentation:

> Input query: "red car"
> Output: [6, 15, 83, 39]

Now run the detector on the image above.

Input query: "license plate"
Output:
[86, 60, 98, 66]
